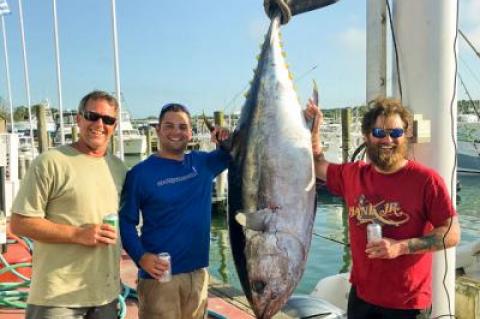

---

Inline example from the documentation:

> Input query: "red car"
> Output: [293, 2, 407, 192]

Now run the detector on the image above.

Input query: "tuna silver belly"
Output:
[227, 13, 317, 319]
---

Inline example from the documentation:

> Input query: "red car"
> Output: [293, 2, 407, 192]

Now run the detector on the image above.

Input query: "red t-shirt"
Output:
[327, 160, 456, 309]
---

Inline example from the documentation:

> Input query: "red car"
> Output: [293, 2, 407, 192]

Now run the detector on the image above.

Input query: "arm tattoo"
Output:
[407, 233, 445, 253]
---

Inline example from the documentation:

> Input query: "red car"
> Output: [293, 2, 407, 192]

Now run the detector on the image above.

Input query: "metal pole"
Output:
[110, 0, 124, 160]
[1, 16, 13, 132]
[52, 0, 65, 144]
[17, 0, 34, 149]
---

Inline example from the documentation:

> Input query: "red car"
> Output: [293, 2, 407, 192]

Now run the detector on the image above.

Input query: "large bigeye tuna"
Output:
[227, 12, 317, 319]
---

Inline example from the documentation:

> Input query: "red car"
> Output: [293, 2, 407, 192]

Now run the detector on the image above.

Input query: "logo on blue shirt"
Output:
[156, 167, 198, 187]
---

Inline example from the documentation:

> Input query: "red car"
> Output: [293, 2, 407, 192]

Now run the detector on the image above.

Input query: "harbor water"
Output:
[124, 156, 480, 294]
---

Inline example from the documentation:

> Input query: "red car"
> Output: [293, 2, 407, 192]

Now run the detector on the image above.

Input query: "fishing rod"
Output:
[312, 231, 349, 246]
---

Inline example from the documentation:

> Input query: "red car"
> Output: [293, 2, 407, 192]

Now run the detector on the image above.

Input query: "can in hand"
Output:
[102, 213, 118, 228]
[367, 222, 382, 243]
[158, 252, 172, 282]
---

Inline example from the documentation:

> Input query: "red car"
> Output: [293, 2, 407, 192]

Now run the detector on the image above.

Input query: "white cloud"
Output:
[337, 27, 366, 54]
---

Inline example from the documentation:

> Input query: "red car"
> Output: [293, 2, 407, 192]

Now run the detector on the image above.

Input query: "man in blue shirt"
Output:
[119, 103, 230, 319]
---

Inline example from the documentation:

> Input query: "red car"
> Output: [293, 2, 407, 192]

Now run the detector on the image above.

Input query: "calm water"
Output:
[124, 155, 480, 294]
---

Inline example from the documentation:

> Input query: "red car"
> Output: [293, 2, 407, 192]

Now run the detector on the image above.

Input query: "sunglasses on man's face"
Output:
[81, 111, 116, 125]
[371, 127, 404, 139]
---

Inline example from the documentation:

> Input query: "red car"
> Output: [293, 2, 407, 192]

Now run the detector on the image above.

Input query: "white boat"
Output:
[457, 114, 480, 174]
[53, 111, 78, 145]
[114, 111, 147, 155]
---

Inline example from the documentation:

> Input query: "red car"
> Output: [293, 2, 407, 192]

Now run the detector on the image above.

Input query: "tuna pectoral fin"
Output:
[235, 208, 275, 231]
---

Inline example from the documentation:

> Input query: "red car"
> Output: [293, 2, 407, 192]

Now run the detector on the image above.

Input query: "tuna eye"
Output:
[252, 280, 267, 294]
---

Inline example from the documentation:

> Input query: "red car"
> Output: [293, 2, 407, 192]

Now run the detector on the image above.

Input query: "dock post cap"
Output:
[264, 0, 341, 25]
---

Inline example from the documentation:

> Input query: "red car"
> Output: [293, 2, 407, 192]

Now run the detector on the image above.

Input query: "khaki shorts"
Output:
[138, 268, 208, 319]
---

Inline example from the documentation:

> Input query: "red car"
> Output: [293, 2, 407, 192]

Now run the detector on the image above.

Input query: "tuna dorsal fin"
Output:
[306, 79, 320, 132]
[234, 208, 275, 231]
[312, 79, 319, 106]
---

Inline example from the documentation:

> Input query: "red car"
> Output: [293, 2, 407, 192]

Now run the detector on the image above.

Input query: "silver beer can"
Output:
[367, 222, 382, 243]
[103, 213, 118, 228]
[158, 252, 172, 282]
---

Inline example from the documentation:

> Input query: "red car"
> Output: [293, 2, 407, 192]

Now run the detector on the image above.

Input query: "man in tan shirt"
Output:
[10, 90, 127, 319]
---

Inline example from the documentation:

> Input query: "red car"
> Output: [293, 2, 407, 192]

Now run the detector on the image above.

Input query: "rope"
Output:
[0, 241, 31, 310]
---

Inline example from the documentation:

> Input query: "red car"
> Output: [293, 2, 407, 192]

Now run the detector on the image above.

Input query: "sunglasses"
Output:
[371, 127, 404, 139]
[81, 111, 116, 125]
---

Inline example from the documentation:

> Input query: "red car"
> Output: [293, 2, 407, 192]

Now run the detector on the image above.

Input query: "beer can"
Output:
[158, 252, 172, 282]
[367, 222, 382, 243]
[102, 213, 118, 228]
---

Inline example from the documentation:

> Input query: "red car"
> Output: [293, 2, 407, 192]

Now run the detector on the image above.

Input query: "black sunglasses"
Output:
[371, 128, 404, 139]
[81, 111, 116, 125]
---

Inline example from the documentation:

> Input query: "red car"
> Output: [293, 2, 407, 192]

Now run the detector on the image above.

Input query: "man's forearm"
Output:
[406, 218, 460, 254]
[313, 151, 329, 181]
[10, 213, 83, 244]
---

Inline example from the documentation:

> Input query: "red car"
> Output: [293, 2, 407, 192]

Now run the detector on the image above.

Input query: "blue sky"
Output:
[0, 0, 479, 118]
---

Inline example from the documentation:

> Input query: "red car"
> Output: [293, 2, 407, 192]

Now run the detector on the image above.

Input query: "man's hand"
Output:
[365, 238, 408, 259]
[139, 253, 170, 280]
[304, 98, 323, 125]
[76, 224, 117, 246]
[304, 98, 323, 156]
[210, 127, 230, 144]
[10, 213, 119, 246]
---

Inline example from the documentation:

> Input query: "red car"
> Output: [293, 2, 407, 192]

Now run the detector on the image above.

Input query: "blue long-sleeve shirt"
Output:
[119, 150, 230, 278]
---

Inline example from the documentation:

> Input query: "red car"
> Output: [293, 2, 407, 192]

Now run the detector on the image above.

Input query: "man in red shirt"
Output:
[307, 97, 460, 319]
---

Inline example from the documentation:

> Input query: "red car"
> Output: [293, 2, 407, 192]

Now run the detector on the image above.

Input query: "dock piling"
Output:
[36, 103, 49, 153]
